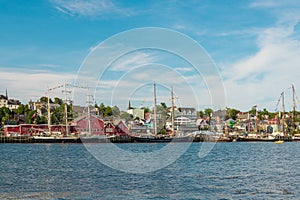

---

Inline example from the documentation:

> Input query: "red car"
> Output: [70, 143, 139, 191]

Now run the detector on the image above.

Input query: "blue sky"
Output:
[1, 0, 300, 111]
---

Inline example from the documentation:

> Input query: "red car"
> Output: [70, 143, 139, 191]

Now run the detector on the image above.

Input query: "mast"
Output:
[292, 84, 296, 131]
[281, 92, 285, 135]
[247, 112, 250, 133]
[86, 92, 92, 135]
[171, 86, 175, 136]
[255, 107, 258, 133]
[153, 81, 157, 135]
[47, 89, 51, 135]
[63, 83, 69, 135]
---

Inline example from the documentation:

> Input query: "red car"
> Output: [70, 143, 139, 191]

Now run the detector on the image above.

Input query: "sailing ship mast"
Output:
[171, 86, 175, 136]
[47, 89, 51, 135]
[63, 83, 71, 135]
[292, 84, 296, 131]
[281, 91, 285, 135]
[153, 82, 157, 135]
[86, 92, 92, 135]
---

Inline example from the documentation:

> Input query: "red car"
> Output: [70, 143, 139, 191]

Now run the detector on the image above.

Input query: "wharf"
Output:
[0, 135, 297, 143]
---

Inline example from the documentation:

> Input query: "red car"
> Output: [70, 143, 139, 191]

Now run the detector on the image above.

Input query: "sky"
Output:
[1, 0, 300, 112]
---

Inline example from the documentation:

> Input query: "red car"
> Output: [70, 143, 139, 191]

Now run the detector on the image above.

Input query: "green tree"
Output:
[226, 108, 240, 120]
[268, 112, 278, 119]
[197, 111, 204, 118]
[51, 104, 65, 124]
[143, 107, 150, 113]
[112, 105, 120, 117]
[258, 108, 269, 120]
[54, 97, 63, 105]
[160, 102, 167, 110]
[40, 96, 52, 103]
[0, 107, 13, 124]
[16, 104, 26, 115]
[248, 107, 257, 115]
[98, 103, 106, 116]
[104, 106, 112, 117]
[120, 112, 133, 122]
[26, 110, 37, 124]
[37, 115, 47, 124]
[204, 108, 213, 117]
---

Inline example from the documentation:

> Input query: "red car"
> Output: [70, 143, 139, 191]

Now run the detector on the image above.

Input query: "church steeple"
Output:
[5, 89, 8, 99]
[128, 100, 132, 110]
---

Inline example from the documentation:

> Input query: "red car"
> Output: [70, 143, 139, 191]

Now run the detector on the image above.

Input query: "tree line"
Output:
[1, 97, 300, 128]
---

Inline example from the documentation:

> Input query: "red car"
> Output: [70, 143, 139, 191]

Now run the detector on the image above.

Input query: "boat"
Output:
[274, 140, 284, 144]
[128, 82, 194, 143]
[33, 135, 79, 143]
[273, 90, 287, 144]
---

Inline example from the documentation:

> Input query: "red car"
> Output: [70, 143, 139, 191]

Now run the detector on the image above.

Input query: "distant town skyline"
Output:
[1, 0, 300, 111]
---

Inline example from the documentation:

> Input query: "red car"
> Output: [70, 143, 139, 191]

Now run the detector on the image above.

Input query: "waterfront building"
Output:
[104, 122, 115, 135]
[4, 124, 75, 136]
[177, 107, 198, 122]
[73, 115, 104, 135]
[114, 121, 129, 136]
[211, 110, 227, 132]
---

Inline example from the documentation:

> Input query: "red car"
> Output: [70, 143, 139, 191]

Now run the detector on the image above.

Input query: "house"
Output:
[0, 92, 21, 111]
[211, 110, 227, 123]
[177, 107, 197, 121]
[4, 124, 75, 136]
[267, 117, 281, 132]
[73, 115, 104, 135]
[210, 110, 227, 132]
[28, 100, 60, 116]
[104, 122, 115, 135]
[73, 105, 85, 117]
[127, 107, 144, 120]
[114, 121, 129, 136]
[236, 112, 249, 122]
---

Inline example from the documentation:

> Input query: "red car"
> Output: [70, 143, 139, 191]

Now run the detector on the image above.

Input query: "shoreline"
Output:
[0, 135, 298, 144]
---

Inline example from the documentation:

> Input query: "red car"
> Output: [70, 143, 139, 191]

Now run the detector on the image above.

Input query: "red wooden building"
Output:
[4, 124, 74, 136]
[114, 121, 129, 136]
[104, 122, 115, 135]
[73, 115, 104, 135]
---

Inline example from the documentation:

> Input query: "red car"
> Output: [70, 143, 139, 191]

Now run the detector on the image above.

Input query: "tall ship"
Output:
[129, 82, 195, 143]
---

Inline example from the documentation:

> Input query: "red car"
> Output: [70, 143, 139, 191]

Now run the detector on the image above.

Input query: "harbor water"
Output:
[0, 142, 300, 199]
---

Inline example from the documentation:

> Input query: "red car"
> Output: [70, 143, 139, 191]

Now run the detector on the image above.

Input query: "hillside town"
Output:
[0, 88, 300, 143]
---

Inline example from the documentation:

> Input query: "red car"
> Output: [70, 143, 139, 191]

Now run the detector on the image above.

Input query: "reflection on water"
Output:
[0, 143, 299, 199]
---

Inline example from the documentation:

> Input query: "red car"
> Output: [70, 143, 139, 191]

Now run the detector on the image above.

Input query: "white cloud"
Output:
[0, 68, 76, 104]
[50, 0, 134, 17]
[250, 0, 300, 8]
[222, 13, 300, 111]
[249, 0, 283, 8]
[110, 52, 158, 71]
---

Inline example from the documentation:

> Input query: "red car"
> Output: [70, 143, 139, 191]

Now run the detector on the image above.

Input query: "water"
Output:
[0, 142, 300, 199]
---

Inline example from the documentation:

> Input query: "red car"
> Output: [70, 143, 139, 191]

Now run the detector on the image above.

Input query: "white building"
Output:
[0, 93, 21, 111]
